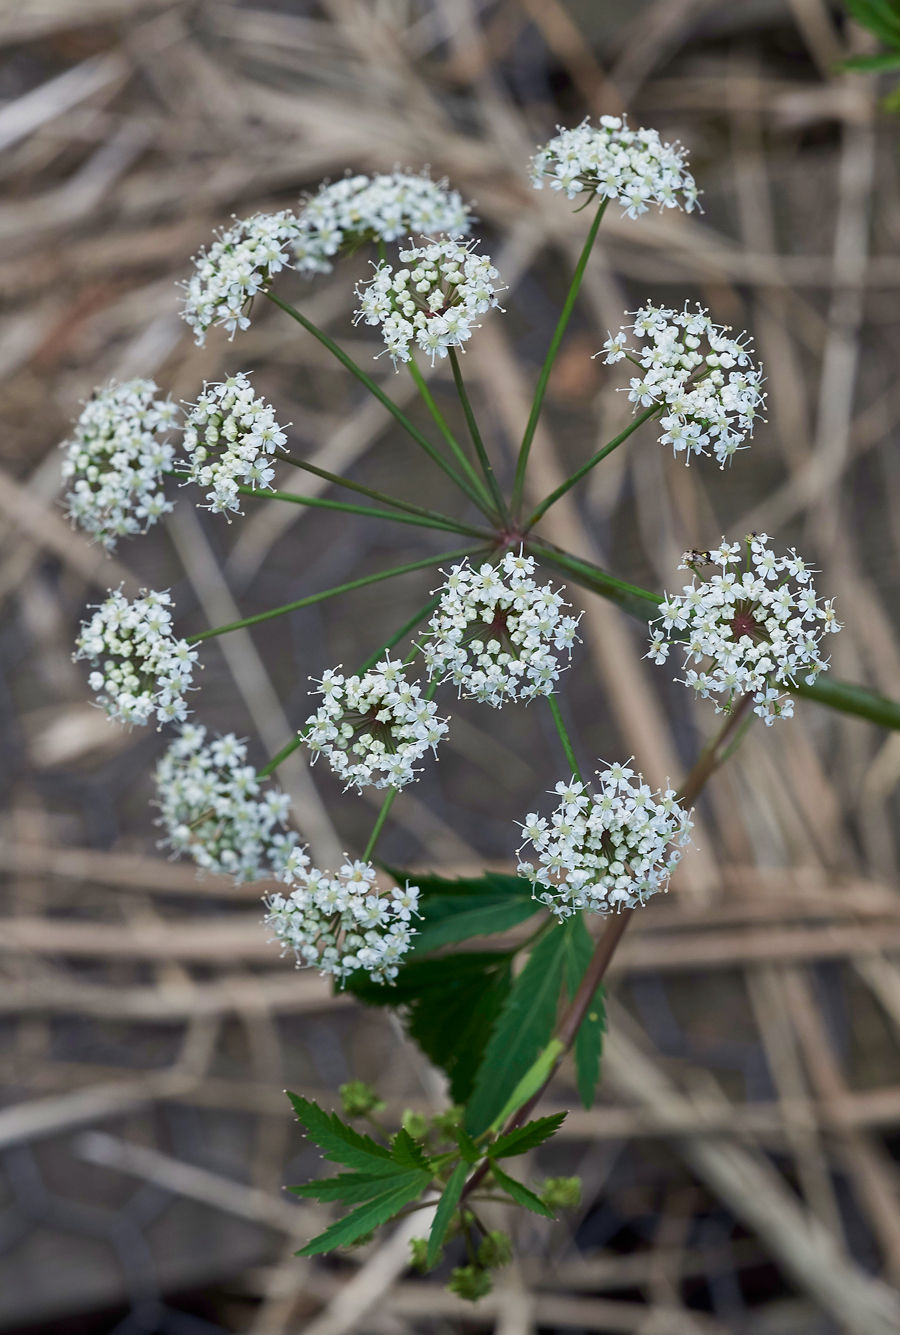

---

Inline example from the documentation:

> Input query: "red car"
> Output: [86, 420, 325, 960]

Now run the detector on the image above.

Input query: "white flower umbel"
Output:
[294, 171, 471, 275]
[530, 115, 698, 217]
[423, 552, 581, 706]
[648, 534, 841, 725]
[516, 766, 693, 917]
[180, 211, 300, 345]
[74, 588, 198, 727]
[181, 373, 288, 516]
[303, 656, 448, 791]
[61, 379, 179, 551]
[354, 238, 502, 365]
[155, 725, 298, 882]
[264, 852, 419, 983]
[599, 304, 765, 468]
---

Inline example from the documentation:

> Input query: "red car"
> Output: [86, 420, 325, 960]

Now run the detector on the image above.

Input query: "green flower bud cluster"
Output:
[339, 1080, 385, 1119]
[539, 1175, 582, 1210]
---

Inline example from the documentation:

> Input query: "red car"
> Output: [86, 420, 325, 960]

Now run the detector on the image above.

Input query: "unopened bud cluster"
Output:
[294, 171, 471, 274]
[155, 725, 298, 882]
[181, 373, 288, 516]
[530, 115, 698, 216]
[61, 379, 178, 551]
[517, 766, 693, 916]
[648, 534, 840, 724]
[264, 852, 419, 983]
[75, 589, 197, 727]
[601, 304, 765, 468]
[303, 656, 448, 790]
[355, 238, 502, 365]
[423, 553, 581, 706]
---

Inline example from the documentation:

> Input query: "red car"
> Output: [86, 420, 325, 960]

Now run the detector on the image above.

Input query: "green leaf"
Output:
[287, 1094, 394, 1172]
[455, 1126, 481, 1164]
[345, 953, 513, 1104]
[491, 1112, 568, 1158]
[464, 924, 569, 1135]
[844, 0, 900, 48]
[391, 1128, 432, 1171]
[413, 897, 539, 953]
[842, 50, 900, 69]
[290, 1171, 412, 1204]
[295, 1170, 431, 1255]
[381, 868, 539, 954]
[488, 1160, 555, 1219]
[428, 1160, 468, 1267]
[563, 914, 606, 1109]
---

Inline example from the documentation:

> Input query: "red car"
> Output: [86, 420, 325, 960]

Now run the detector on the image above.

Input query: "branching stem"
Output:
[448, 348, 509, 523]
[407, 356, 497, 515]
[547, 693, 582, 783]
[237, 485, 488, 538]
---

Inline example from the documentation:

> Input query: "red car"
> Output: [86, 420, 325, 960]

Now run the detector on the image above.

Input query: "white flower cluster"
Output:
[647, 535, 841, 725]
[74, 588, 197, 727]
[180, 211, 300, 344]
[181, 374, 288, 516]
[530, 115, 699, 217]
[354, 238, 502, 365]
[303, 656, 447, 791]
[264, 851, 419, 983]
[600, 304, 765, 468]
[423, 552, 581, 706]
[61, 379, 179, 551]
[155, 725, 298, 882]
[517, 766, 693, 917]
[294, 171, 471, 275]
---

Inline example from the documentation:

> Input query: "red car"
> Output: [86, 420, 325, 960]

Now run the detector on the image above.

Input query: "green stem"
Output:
[510, 198, 608, 517]
[280, 453, 482, 533]
[406, 356, 497, 515]
[258, 734, 304, 779]
[186, 545, 486, 644]
[546, 693, 582, 783]
[238, 485, 487, 538]
[524, 404, 660, 530]
[265, 291, 493, 515]
[357, 594, 442, 675]
[448, 348, 510, 524]
[363, 788, 398, 861]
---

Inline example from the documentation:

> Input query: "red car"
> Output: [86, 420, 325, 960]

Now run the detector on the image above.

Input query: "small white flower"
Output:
[517, 761, 692, 916]
[60, 380, 178, 551]
[597, 304, 765, 469]
[179, 373, 288, 517]
[155, 725, 298, 882]
[530, 116, 698, 214]
[264, 857, 419, 983]
[179, 212, 301, 345]
[649, 535, 841, 724]
[423, 551, 581, 707]
[74, 588, 198, 728]
[354, 238, 503, 366]
[303, 655, 447, 791]
[294, 170, 472, 274]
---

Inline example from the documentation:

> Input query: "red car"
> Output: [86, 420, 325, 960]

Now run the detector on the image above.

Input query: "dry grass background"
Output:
[3, 0, 900, 1332]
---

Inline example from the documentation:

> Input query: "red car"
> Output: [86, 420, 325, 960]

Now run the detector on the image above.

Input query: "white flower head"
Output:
[354, 237, 503, 366]
[302, 655, 448, 791]
[264, 857, 419, 984]
[517, 763, 693, 916]
[530, 115, 699, 216]
[294, 170, 472, 274]
[649, 534, 841, 725]
[598, 303, 765, 468]
[422, 551, 582, 707]
[155, 725, 298, 882]
[60, 379, 179, 551]
[179, 211, 301, 345]
[74, 587, 198, 728]
[180, 373, 288, 517]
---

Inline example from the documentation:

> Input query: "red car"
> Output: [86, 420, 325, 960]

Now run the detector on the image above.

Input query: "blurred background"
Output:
[3, 0, 900, 1331]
